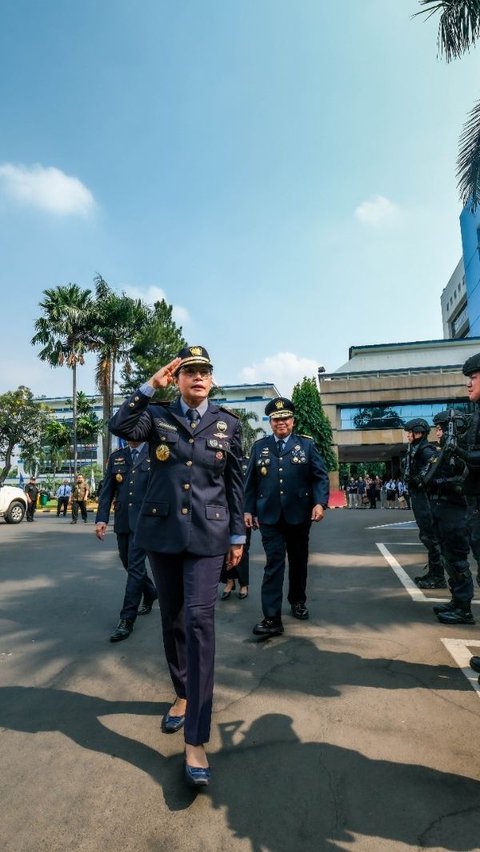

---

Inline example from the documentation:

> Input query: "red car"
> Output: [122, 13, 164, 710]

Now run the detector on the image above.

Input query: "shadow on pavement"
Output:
[212, 714, 480, 851]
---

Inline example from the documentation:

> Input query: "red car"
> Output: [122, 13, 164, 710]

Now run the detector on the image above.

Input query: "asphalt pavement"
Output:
[1, 507, 480, 852]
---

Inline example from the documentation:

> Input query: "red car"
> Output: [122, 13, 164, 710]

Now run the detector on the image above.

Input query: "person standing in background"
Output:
[56, 480, 71, 517]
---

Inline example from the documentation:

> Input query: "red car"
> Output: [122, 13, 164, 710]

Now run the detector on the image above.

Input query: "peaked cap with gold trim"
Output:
[174, 345, 213, 375]
[265, 397, 295, 419]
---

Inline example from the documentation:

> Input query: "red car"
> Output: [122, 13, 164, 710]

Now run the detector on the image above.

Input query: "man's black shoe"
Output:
[252, 617, 284, 636]
[433, 600, 456, 615]
[291, 603, 309, 620]
[436, 607, 475, 625]
[470, 656, 480, 674]
[110, 619, 134, 642]
[138, 599, 156, 616]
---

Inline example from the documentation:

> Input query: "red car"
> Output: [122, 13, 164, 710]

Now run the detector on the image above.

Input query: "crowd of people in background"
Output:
[342, 474, 410, 509]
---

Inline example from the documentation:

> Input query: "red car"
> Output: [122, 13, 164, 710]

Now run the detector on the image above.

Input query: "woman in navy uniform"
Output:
[109, 346, 245, 787]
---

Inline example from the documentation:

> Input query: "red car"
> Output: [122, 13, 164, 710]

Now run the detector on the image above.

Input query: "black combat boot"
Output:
[433, 599, 456, 615]
[436, 603, 475, 625]
[417, 574, 447, 589]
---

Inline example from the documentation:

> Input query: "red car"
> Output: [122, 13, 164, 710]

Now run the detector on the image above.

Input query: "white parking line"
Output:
[376, 542, 480, 606]
[367, 521, 417, 530]
[441, 638, 480, 696]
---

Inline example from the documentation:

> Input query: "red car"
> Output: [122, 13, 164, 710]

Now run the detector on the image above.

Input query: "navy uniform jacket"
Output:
[95, 445, 150, 534]
[244, 434, 330, 525]
[109, 392, 245, 556]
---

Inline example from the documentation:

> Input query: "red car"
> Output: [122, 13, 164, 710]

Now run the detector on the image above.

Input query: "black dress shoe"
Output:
[163, 712, 186, 733]
[291, 603, 309, 620]
[252, 617, 284, 636]
[138, 599, 156, 615]
[220, 583, 235, 600]
[184, 761, 210, 787]
[109, 619, 134, 642]
[470, 656, 480, 673]
[436, 607, 475, 625]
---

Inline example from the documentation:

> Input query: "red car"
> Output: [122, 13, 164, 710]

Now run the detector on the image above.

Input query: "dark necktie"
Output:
[187, 408, 200, 429]
[277, 439, 284, 455]
[131, 449, 138, 465]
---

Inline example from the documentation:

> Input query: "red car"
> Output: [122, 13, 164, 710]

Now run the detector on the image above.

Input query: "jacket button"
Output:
[279, 480, 283, 484]
[186, 460, 193, 466]
[279, 467, 283, 472]
[183, 484, 190, 490]
[189, 438, 194, 444]
[134, 396, 139, 401]
[129, 503, 133, 507]
[152, 508, 157, 514]
[181, 508, 188, 515]
[280, 491, 284, 495]
[129, 402, 135, 408]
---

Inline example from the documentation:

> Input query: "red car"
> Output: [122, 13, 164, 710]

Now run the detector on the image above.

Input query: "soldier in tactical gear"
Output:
[423, 411, 474, 624]
[448, 354, 480, 669]
[402, 418, 446, 589]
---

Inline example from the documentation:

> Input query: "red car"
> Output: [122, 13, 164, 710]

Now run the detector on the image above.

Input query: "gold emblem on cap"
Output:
[190, 346, 202, 356]
[275, 400, 284, 409]
[115, 473, 123, 483]
[216, 421, 227, 432]
[215, 451, 224, 460]
[156, 444, 170, 462]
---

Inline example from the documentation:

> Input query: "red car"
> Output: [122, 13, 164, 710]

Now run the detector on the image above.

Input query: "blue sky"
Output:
[0, 0, 478, 398]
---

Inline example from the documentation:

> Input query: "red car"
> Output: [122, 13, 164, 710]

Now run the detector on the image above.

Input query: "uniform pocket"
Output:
[206, 505, 227, 520]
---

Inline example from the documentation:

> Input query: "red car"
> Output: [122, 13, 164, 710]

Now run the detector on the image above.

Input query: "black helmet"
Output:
[404, 418, 430, 433]
[462, 353, 480, 376]
[433, 409, 468, 430]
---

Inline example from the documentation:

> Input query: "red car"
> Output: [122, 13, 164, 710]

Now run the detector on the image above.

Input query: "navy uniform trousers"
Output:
[148, 551, 224, 745]
[261, 518, 311, 616]
[116, 533, 157, 621]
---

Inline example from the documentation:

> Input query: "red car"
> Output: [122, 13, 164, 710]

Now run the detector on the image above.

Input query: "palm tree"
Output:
[417, 1, 480, 206]
[90, 275, 147, 467]
[231, 409, 266, 457]
[32, 284, 94, 475]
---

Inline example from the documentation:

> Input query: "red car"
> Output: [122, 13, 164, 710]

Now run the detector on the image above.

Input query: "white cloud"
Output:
[354, 194, 400, 226]
[123, 284, 190, 326]
[0, 162, 95, 216]
[240, 352, 319, 395]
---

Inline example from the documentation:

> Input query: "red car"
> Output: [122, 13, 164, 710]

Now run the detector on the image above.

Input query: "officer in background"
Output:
[56, 480, 71, 517]
[25, 476, 39, 522]
[420, 410, 474, 625]
[71, 474, 89, 524]
[244, 397, 330, 637]
[402, 418, 446, 589]
[95, 440, 158, 642]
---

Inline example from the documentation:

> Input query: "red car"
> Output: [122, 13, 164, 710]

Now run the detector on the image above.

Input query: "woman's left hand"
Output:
[226, 544, 243, 569]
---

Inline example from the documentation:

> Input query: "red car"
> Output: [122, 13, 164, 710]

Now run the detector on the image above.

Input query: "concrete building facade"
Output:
[318, 338, 480, 490]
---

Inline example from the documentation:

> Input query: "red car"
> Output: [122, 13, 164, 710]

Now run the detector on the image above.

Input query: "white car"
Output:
[0, 484, 28, 524]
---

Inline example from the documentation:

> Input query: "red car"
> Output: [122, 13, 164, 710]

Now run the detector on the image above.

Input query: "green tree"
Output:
[230, 409, 266, 457]
[417, 1, 480, 206]
[31, 284, 95, 476]
[90, 275, 147, 466]
[291, 377, 337, 471]
[121, 299, 187, 398]
[41, 419, 72, 483]
[0, 387, 51, 482]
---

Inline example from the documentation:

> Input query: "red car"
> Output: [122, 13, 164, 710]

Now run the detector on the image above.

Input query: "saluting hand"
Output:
[149, 357, 182, 390]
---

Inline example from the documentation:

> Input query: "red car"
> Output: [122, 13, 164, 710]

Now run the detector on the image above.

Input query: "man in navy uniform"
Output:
[244, 397, 330, 637]
[109, 346, 245, 787]
[95, 440, 158, 641]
